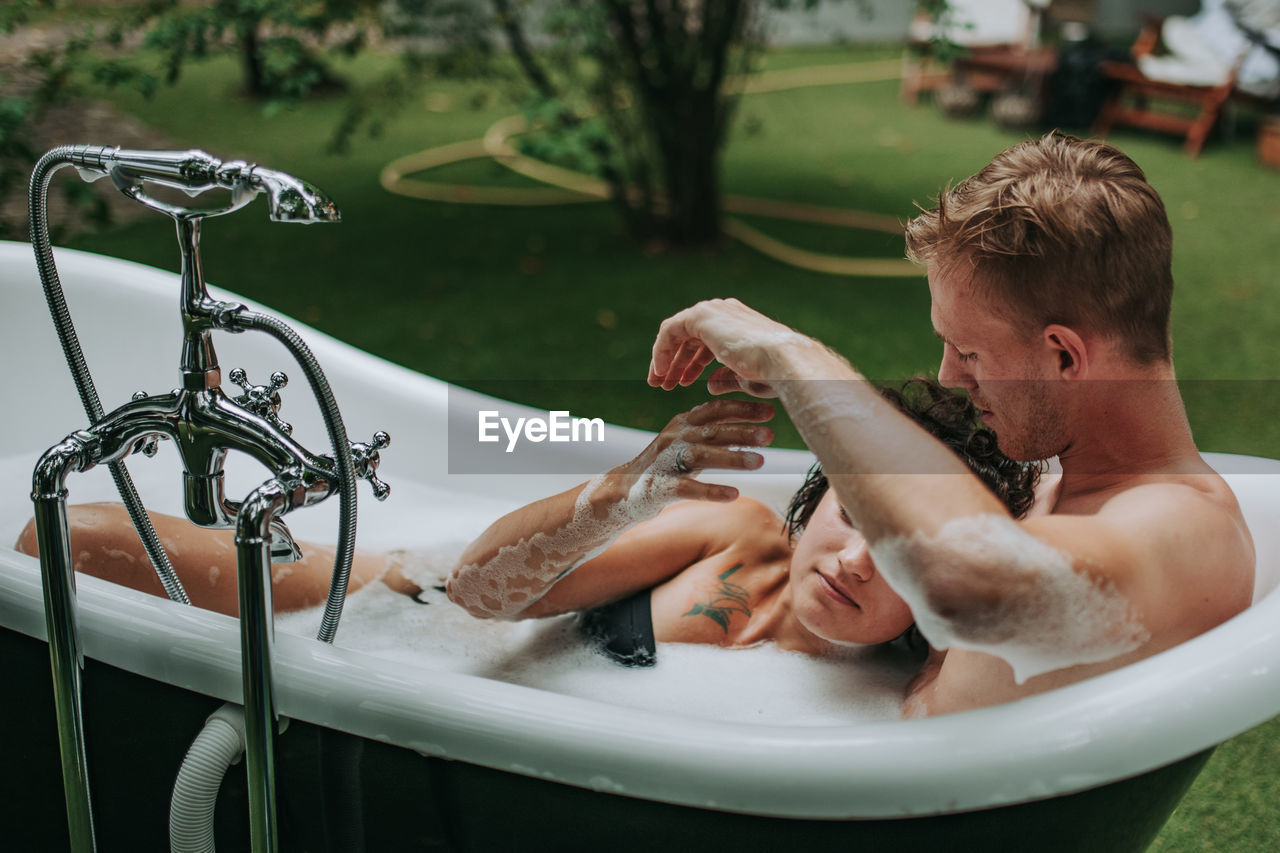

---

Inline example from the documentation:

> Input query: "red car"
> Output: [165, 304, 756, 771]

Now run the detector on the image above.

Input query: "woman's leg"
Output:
[13, 502, 415, 617]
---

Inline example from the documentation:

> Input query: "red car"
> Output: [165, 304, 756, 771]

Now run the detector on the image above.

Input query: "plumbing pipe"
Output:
[170, 704, 246, 853]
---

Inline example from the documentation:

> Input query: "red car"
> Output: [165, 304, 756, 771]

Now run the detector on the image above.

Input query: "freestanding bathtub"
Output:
[2, 240, 1279, 852]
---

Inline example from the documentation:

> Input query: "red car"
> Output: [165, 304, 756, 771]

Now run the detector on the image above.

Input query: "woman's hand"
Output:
[647, 298, 814, 395]
[448, 397, 775, 621]
[611, 397, 776, 505]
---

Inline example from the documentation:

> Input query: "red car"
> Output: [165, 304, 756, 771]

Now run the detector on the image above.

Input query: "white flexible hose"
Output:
[170, 704, 246, 853]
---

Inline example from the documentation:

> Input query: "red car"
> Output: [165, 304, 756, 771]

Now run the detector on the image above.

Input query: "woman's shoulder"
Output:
[656, 496, 790, 553]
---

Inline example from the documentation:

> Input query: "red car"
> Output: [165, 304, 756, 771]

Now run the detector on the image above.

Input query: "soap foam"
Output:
[448, 442, 692, 619]
[0, 452, 916, 724]
[869, 514, 1149, 683]
[279, 545, 918, 725]
[779, 382, 881, 433]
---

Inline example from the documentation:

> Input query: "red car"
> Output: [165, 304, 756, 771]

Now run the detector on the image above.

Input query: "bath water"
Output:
[278, 535, 919, 726]
[0, 451, 918, 724]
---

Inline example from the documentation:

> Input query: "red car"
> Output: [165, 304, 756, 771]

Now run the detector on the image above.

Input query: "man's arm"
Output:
[648, 298, 1010, 542]
[647, 300, 1250, 679]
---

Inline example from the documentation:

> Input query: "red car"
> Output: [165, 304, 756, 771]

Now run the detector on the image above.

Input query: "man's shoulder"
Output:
[1081, 472, 1254, 626]
[1030, 467, 1253, 604]
[1093, 469, 1246, 530]
[1054, 461, 1244, 524]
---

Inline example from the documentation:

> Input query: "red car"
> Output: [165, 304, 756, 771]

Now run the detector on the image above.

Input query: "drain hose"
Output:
[169, 704, 248, 853]
[28, 146, 192, 605]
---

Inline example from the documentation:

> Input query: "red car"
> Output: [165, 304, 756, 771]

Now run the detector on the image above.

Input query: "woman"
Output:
[446, 378, 1038, 672]
[14, 380, 1036, 685]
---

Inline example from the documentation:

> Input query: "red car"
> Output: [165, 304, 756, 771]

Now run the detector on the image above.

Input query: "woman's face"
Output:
[789, 491, 915, 645]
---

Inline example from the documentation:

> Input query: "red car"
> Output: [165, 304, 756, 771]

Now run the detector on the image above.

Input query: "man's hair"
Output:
[904, 131, 1173, 363]
[784, 377, 1039, 540]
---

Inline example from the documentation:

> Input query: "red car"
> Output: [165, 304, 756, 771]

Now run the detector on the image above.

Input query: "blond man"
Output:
[648, 132, 1254, 715]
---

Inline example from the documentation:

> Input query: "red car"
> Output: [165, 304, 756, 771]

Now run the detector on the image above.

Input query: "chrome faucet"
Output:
[28, 145, 387, 853]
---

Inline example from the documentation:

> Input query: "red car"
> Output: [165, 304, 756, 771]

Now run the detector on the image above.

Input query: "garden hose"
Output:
[380, 59, 921, 277]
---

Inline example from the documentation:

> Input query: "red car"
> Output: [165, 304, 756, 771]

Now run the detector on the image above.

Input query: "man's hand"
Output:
[647, 298, 812, 395]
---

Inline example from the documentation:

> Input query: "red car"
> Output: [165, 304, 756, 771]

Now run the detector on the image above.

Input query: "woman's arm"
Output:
[446, 397, 774, 620]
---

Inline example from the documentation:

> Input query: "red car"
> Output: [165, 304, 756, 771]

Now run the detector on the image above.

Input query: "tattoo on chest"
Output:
[683, 563, 751, 634]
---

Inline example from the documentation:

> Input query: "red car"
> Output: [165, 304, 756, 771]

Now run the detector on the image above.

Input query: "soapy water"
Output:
[448, 441, 694, 619]
[278, 544, 920, 725]
[0, 451, 917, 724]
[869, 514, 1149, 684]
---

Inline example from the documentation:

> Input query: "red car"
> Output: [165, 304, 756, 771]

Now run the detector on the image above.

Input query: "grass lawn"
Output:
[51, 43, 1280, 851]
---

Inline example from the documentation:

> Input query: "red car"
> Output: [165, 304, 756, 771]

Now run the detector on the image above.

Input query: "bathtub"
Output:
[1, 239, 1279, 852]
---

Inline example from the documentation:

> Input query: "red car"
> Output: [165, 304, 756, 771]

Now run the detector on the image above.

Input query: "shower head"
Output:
[245, 166, 341, 224]
[65, 145, 341, 223]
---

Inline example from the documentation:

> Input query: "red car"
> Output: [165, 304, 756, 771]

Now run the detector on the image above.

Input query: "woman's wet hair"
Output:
[784, 377, 1041, 539]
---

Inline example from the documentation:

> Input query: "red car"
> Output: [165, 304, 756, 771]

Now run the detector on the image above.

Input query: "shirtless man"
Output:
[647, 132, 1255, 715]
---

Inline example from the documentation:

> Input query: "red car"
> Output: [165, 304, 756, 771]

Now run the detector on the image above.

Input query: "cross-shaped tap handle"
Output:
[228, 367, 293, 435]
[350, 430, 391, 501]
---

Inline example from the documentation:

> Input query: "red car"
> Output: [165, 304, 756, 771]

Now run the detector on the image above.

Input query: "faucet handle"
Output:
[130, 390, 167, 457]
[350, 430, 391, 501]
[228, 367, 293, 435]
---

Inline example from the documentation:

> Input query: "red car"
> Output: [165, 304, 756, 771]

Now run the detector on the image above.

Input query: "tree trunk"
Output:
[237, 20, 267, 98]
[654, 93, 723, 247]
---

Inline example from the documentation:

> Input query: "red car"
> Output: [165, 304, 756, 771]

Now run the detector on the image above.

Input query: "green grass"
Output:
[64, 47, 1280, 451]
[57, 44, 1280, 851]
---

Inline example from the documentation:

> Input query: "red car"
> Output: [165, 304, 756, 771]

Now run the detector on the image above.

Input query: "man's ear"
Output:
[1044, 325, 1088, 379]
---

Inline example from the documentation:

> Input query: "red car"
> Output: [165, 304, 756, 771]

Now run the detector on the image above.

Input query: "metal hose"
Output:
[28, 146, 192, 606]
[234, 309, 356, 644]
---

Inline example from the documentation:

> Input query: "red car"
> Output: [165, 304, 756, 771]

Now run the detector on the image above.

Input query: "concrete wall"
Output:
[763, 0, 1203, 44]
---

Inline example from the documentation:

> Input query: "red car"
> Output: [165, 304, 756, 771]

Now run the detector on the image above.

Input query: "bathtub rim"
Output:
[2, 240, 1279, 821]
[1, 541, 1278, 821]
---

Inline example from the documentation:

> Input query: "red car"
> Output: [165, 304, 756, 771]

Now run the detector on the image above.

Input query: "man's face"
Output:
[928, 262, 1068, 462]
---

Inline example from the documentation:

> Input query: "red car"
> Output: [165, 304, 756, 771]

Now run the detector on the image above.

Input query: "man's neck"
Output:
[1054, 362, 1203, 498]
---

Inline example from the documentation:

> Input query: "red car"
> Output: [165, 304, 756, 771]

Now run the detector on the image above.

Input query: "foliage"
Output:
[3, 1, 860, 249]
[0, 0, 382, 236]
[335, 0, 839, 248]
[110, 0, 378, 99]
[0, 1, 112, 240]
[910, 0, 968, 64]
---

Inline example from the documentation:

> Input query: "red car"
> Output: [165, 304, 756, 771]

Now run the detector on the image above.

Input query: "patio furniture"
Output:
[1093, 8, 1280, 156]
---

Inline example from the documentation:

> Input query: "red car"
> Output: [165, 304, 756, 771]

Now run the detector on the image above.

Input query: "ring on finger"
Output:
[673, 447, 692, 474]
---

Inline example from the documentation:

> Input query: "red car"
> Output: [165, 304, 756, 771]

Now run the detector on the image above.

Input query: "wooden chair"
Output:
[1093, 13, 1277, 157]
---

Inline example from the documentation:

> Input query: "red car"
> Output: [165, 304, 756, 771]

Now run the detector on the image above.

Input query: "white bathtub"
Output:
[2, 240, 1279, 851]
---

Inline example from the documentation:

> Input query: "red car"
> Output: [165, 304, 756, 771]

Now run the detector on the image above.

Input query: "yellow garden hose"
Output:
[380, 59, 922, 277]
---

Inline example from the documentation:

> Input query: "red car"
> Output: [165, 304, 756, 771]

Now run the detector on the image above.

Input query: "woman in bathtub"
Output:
[16, 379, 1037, 679]
[445, 378, 1036, 671]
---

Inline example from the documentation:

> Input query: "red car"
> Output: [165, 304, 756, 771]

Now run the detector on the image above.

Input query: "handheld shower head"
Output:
[65, 145, 341, 223]
[246, 167, 341, 224]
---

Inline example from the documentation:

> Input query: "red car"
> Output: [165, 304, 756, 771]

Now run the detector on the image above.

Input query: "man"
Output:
[646, 131, 1254, 716]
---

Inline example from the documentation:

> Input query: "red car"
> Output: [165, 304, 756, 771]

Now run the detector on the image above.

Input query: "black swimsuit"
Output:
[577, 588, 657, 667]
